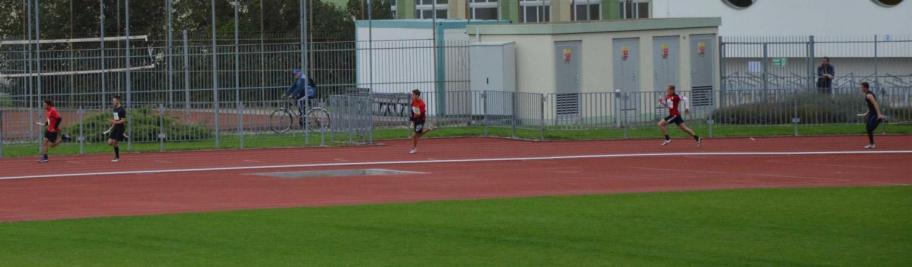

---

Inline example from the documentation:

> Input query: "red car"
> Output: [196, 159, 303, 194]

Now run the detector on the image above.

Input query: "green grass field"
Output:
[1, 187, 909, 266]
[3, 123, 911, 158]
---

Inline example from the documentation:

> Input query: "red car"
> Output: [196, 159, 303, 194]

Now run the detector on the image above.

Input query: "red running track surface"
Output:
[1, 136, 910, 222]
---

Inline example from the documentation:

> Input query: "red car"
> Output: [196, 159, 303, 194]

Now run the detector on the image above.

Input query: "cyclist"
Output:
[283, 69, 317, 127]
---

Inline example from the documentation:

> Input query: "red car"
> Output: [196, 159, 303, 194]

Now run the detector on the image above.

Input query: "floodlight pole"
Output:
[125, 0, 133, 150]
[100, 0, 107, 105]
[299, 0, 307, 73]
[211, 0, 220, 147]
[167, 0, 174, 106]
[26, 0, 34, 139]
[368, 0, 373, 92]
[35, 0, 43, 153]
[234, 0, 242, 149]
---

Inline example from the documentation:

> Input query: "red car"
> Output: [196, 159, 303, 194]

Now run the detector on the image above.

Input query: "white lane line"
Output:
[2, 150, 911, 181]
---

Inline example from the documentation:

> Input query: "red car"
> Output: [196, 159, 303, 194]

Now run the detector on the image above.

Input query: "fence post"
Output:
[792, 91, 800, 136]
[239, 103, 245, 149]
[873, 35, 880, 91]
[159, 104, 165, 152]
[762, 43, 769, 91]
[706, 119, 714, 138]
[0, 107, 4, 159]
[718, 36, 726, 109]
[320, 120, 326, 147]
[305, 99, 310, 145]
[182, 30, 191, 111]
[511, 91, 517, 139]
[807, 35, 815, 89]
[622, 92, 629, 139]
[329, 101, 335, 144]
[539, 94, 545, 141]
[348, 98, 354, 145]
[368, 94, 374, 145]
[614, 90, 621, 128]
[482, 91, 488, 137]
[78, 107, 85, 155]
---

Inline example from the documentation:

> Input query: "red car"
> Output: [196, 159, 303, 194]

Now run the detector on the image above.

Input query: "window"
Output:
[520, 0, 551, 23]
[619, 0, 649, 19]
[722, 0, 755, 9]
[573, 0, 601, 21]
[470, 0, 499, 20]
[872, 0, 903, 7]
[416, 0, 448, 19]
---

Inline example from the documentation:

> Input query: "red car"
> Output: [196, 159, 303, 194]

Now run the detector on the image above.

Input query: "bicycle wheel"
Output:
[306, 108, 331, 132]
[269, 108, 294, 134]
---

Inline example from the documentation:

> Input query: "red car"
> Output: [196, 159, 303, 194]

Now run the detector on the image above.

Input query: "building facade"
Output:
[391, 0, 651, 23]
[389, 0, 911, 36]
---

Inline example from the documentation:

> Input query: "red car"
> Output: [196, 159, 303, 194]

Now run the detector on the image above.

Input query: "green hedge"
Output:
[712, 93, 912, 124]
[65, 108, 211, 143]
[0, 93, 11, 108]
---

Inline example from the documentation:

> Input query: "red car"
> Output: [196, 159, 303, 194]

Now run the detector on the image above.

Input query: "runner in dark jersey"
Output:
[657, 85, 702, 146]
[37, 100, 63, 163]
[107, 96, 127, 162]
[858, 82, 884, 149]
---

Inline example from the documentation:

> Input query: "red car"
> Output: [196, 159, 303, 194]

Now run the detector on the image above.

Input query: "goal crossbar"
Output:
[0, 35, 149, 46]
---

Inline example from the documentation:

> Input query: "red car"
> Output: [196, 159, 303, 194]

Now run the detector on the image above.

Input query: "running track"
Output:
[1, 136, 910, 222]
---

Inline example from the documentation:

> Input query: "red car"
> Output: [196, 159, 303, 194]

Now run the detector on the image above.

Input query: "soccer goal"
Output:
[0, 35, 162, 79]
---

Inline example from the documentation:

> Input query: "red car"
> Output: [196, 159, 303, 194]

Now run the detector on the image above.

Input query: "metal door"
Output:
[555, 41, 581, 116]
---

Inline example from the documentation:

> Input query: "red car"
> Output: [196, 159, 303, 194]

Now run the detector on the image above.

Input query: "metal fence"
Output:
[0, 38, 471, 104]
[3, 87, 912, 158]
[721, 35, 912, 94]
[3, 33, 912, 158]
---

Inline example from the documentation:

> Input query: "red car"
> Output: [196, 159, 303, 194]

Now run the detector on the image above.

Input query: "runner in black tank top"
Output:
[859, 82, 884, 149]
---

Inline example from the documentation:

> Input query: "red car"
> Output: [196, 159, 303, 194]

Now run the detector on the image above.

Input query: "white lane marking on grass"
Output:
[2, 150, 912, 181]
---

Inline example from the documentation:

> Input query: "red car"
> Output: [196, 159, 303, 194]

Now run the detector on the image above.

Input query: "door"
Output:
[554, 41, 581, 116]
[613, 38, 641, 123]
[690, 34, 716, 107]
[653, 36, 679, 92]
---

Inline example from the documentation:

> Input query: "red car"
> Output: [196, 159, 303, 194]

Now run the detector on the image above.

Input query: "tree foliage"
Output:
[0, 0, 355, 41]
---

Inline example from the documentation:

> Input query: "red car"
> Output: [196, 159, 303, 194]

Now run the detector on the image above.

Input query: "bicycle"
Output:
[269, 99, 331, 134]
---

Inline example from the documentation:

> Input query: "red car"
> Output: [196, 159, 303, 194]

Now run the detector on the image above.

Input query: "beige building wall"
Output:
[478, 27, 718, 95]
[469, 18, 721, 122]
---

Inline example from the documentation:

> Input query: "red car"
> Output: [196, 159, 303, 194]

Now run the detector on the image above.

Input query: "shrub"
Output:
[64, 108, 211, 143]
[0, 93, 11, 108]
[711, 92, 902, 124]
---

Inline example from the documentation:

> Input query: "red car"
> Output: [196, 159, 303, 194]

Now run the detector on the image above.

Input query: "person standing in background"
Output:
[817, 57, 835, 94]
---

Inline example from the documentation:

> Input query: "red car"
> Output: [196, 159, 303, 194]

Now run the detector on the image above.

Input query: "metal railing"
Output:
[3, 88, 912, 158]
[721, 35, 912, 94]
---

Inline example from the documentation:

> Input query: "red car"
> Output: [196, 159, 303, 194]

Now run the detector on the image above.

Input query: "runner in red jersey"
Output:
[657, 85, 702, 146]
[37, 100, 64, 163]
[409, 89, 433, 154]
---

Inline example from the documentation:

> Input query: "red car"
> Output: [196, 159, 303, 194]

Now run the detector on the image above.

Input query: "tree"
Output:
[346, 0, 394, 21]
[0, 0, 358, 42]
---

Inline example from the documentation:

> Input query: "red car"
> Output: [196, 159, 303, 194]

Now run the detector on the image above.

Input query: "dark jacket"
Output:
[285, 76, 316, 99]
[816, 64, 835, 88]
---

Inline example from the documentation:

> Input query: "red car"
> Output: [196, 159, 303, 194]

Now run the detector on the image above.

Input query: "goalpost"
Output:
[0, 35, 161, 79]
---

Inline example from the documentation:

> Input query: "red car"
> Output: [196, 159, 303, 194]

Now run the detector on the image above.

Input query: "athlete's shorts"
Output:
[664, 115, 685, 125]
[109, 128, 126, 142]
[412, 120, 426, 134]
[866, 115, 882, 133]
[44, 131, 59, 142]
